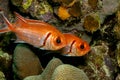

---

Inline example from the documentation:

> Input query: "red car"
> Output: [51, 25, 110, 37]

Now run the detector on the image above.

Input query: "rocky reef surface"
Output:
[0, 0, 120, 80]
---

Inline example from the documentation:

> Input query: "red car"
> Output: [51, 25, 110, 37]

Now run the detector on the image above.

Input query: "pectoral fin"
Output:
[0, 28, 10, 33]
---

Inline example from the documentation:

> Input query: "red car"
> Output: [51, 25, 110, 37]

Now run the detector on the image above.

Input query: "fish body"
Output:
[0, 12, 66, 50]
[62, 33, 90, 56]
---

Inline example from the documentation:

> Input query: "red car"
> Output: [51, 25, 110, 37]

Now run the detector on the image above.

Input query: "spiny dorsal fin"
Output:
[25, 18, 44, 24]
[14, 12, 27, 24]
[14, 12, 48, 25]
[0, 11, 13, 30]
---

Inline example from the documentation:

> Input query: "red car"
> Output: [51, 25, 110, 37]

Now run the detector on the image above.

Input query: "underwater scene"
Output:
[0, 0, 120, 80]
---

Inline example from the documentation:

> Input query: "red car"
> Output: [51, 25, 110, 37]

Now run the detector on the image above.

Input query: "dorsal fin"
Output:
[25, 18, 44, 24]
[14, 12, 47, 25]
[0, 11, 13, 30]
[14, 12, 27, 24]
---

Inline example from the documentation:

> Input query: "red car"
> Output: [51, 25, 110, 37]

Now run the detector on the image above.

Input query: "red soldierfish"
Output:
[62, 33, 90, 56]
[0, 12, 66, 50]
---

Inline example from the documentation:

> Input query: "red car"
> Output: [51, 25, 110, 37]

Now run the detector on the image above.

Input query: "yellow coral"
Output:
[58, 6, 71, 20]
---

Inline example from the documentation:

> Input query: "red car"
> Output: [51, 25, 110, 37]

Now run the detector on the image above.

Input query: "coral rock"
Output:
[51, 64, 89, 80]
[101, 0, 119, 15]
[23, 58, 63, 80]
[41, 58, 63, 80]
[99, 0, 119, 23]
[13, 44, 43, 80]
[24, 58, 89, 80]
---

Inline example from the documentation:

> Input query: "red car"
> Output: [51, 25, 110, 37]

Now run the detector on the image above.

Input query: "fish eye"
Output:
[56, 37, 61, 44]
[80, 44, 85, 49]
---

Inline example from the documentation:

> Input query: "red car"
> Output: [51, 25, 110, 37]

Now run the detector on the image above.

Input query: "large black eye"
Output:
[56, 37, 61, 44]
[80, 44, 84, 49]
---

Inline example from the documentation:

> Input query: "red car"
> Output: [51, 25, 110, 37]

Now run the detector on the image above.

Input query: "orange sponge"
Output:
[58, 6, 71, 20]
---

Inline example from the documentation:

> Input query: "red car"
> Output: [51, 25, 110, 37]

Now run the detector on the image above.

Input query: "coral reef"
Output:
[0, 0, 120, 80]
[79, 42, 116, 80]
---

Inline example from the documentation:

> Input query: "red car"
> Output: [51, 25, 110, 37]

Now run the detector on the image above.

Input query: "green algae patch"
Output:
[22, 0, 33, 10]
[38, 1, 53, 15]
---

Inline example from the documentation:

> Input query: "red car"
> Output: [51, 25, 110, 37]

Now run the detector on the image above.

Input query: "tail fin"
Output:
[0, 10, 13, 33]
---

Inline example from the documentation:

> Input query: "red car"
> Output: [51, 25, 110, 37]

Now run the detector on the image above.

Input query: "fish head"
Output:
[62, 33, 90, 56]
[70, 40, 90, 56]
[43, 32, 66, 50]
